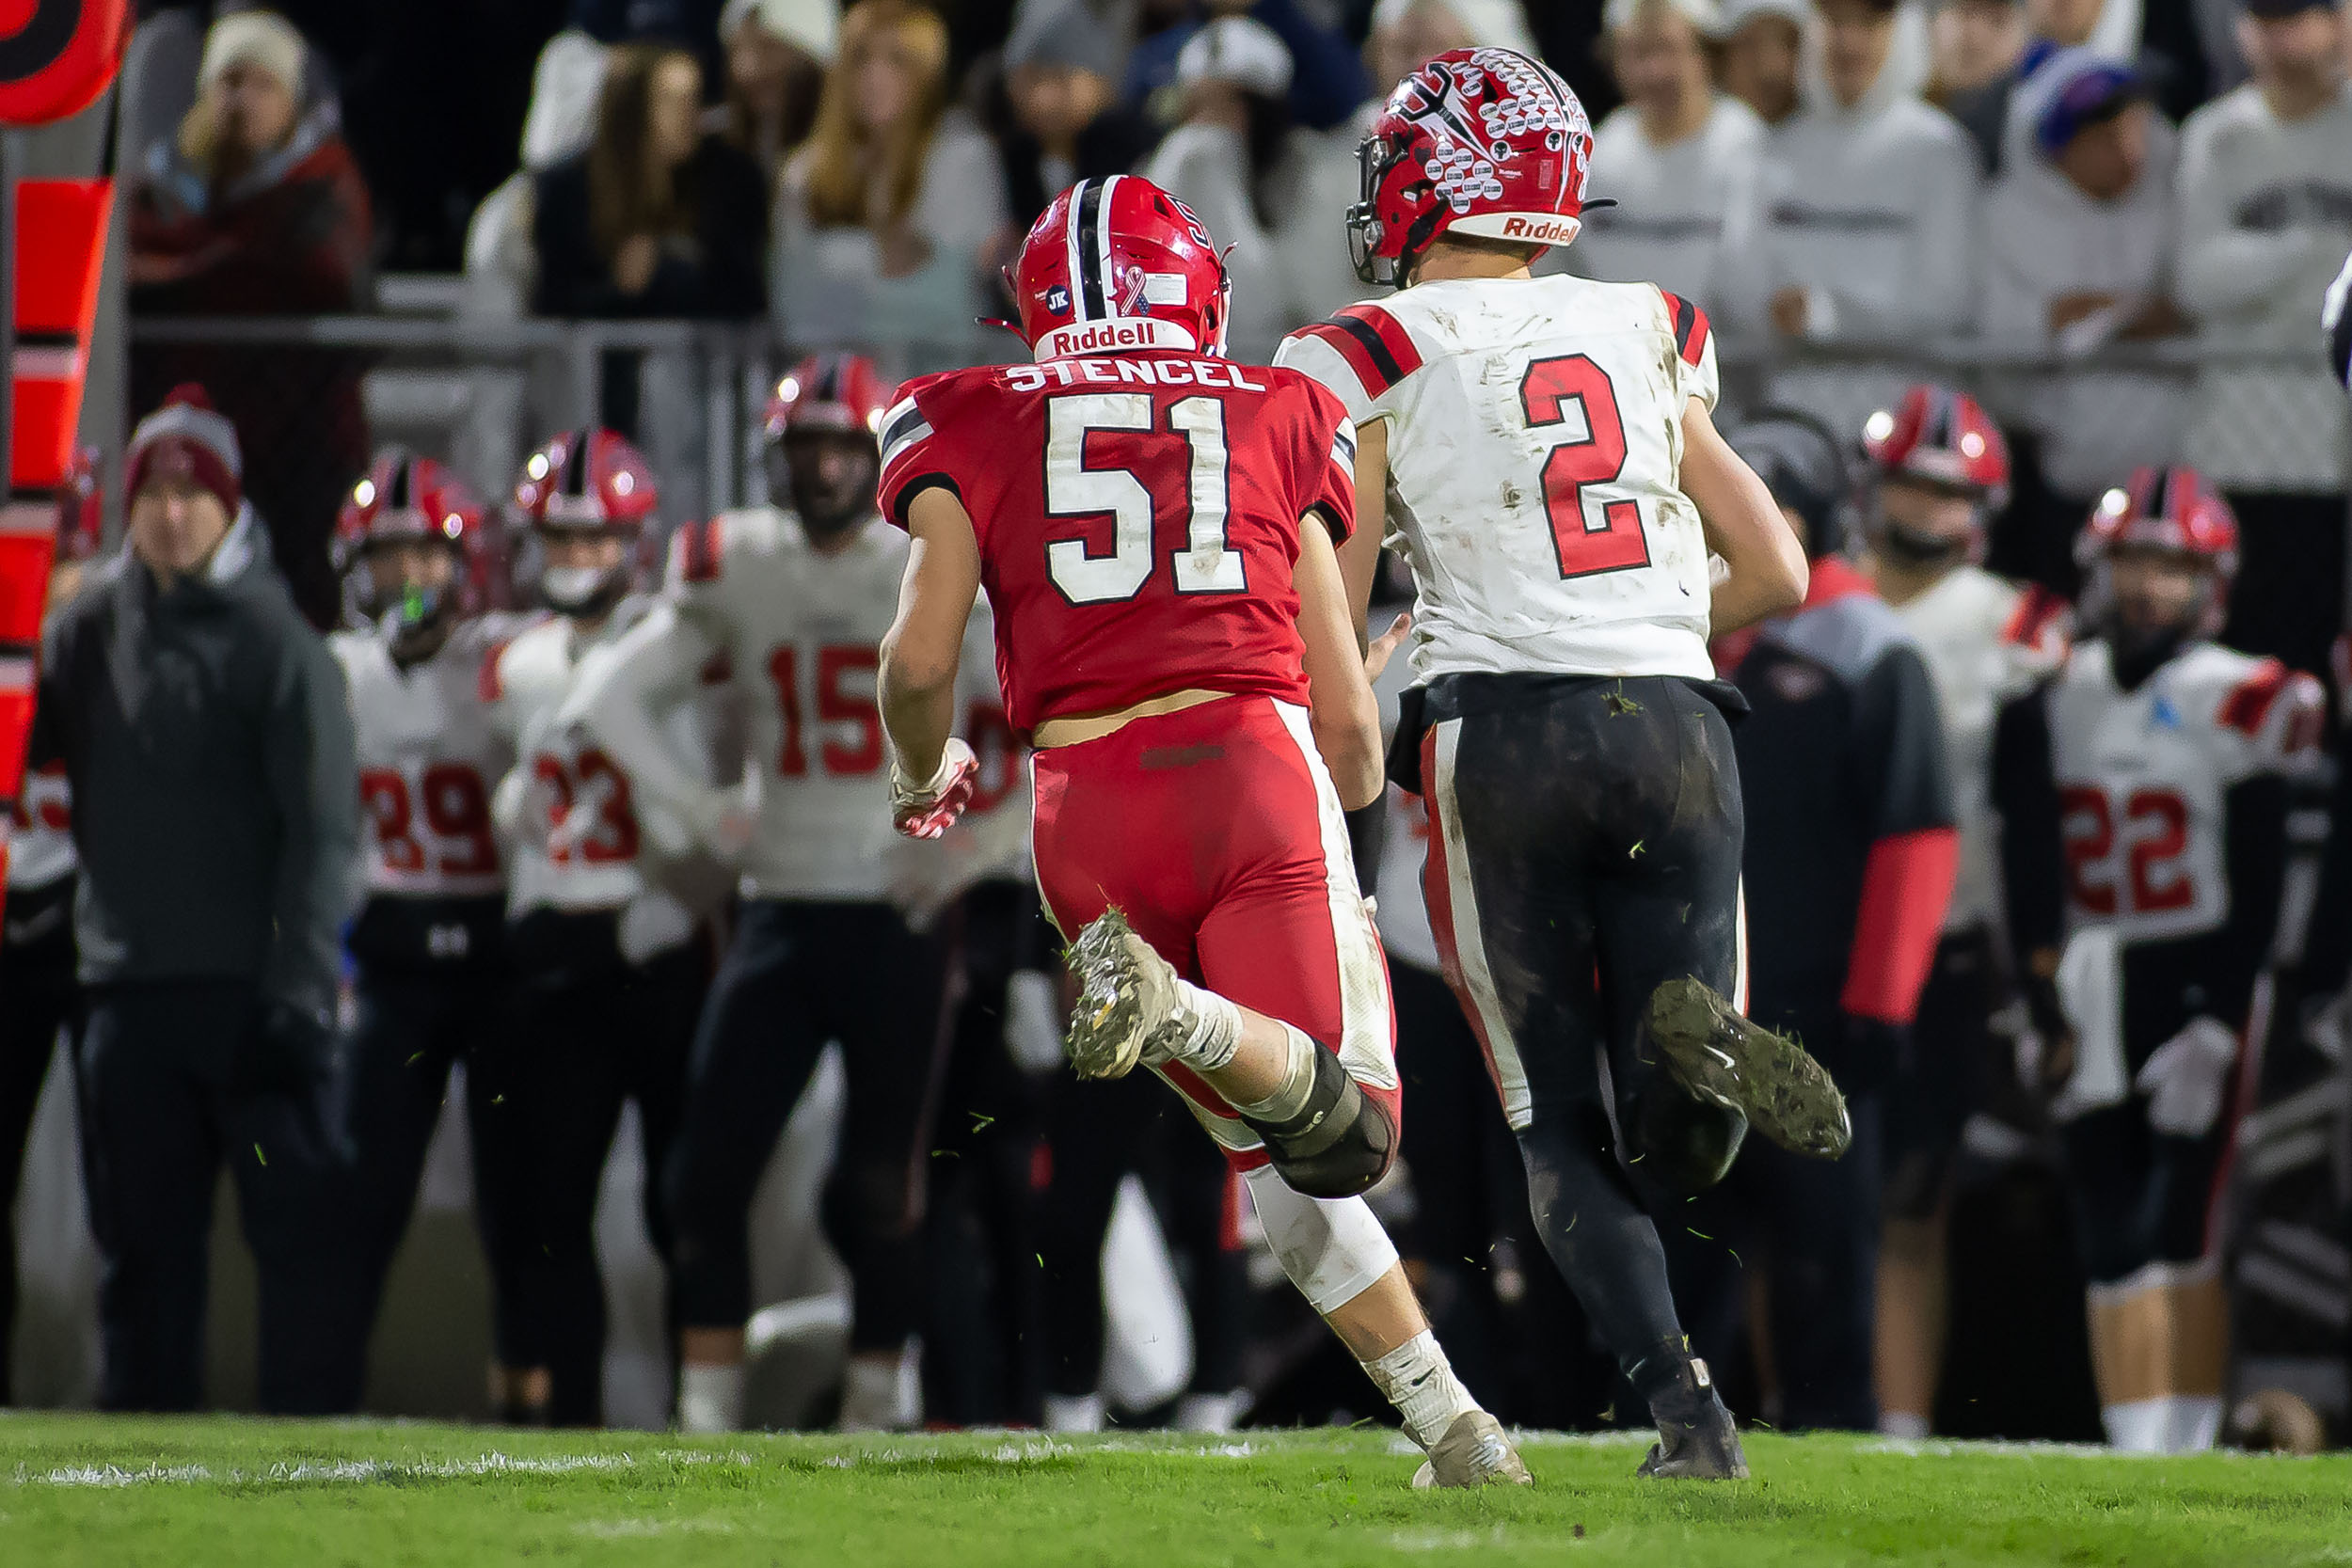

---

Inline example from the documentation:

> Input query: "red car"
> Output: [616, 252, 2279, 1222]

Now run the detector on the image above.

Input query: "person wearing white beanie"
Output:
[1575, 0, 1768, 305]
[1140, 16, 1302, 362]
[716, 0, 838, 184]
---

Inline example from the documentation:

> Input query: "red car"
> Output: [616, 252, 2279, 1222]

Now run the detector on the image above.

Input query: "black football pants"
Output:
[1, 879, 77, 1406]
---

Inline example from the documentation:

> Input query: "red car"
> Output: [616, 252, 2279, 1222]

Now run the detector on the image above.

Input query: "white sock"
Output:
[1166, 979, 1243, 1072]
[2101, 1399, 2168, 1452]
[1360, 1331, 1481, 1450]
[1177, 1390, 1247, 1433]
[2162, 1395, 2223, 1453]
[1041, 1391, 1105, 1433]
[839, 1341, 922, 1432]
[1232, 1025, 1319, 1123]
[677, 1362, 746, 1433]
[1878, 1411, 1930, 1440]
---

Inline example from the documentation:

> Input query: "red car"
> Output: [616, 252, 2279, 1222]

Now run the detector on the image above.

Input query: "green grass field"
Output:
[4, 1417, 2348, 1566]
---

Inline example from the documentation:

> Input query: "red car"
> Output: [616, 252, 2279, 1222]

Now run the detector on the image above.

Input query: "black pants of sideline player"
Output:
[1, 877, 78, 1405]
[666, 898, 950, 1356]
[501, 908, 707, 1426]
[341, 895, 532, 1389]
[1410, 673, 1746, 1397]
[76, 980, 365, 1413]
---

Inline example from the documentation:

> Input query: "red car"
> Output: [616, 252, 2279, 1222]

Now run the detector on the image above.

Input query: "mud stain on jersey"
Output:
[1501, 481, 1524, 512]
[1140, 743, 1227, 769]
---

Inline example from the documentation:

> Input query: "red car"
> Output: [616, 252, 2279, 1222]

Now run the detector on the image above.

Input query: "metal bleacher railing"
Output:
[125, 300, 2352, 555]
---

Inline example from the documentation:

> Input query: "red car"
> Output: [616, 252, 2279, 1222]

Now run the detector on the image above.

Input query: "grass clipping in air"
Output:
[3, 1416, 2348, 1565]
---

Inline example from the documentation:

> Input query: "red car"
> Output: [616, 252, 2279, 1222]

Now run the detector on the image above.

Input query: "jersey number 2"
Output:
[1043, 392, 1242, 604]
[1521, 356, 1650, 580]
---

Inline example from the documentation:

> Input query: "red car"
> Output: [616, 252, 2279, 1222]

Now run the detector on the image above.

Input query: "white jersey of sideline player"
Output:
[487, 594, 705, 952]
[2049, 640, 2322, 945]
[1276, 275, 1722, 683]
[579, 507, 913, 902]
[332, 614, 526, 900]
[1891, 567, 2067, 931]
[7, 759, 75, 894]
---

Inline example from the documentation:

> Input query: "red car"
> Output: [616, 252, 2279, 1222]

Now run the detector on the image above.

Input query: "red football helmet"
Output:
[2077, 466, 2240, 641]
[1348, 47, 1597, 287]
[1008, 175, 1232, 359]
[1864, 385, 2010, 504]
[56, 446, 102, 562]
[334, 449, 484, 569]
[513, 428, 658, 615]
[764, 353, 893, 442]
[513, 427, 659, 531]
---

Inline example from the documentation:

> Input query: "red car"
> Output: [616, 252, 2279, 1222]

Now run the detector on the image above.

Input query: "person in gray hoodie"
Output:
[32, 384, 362, 1414]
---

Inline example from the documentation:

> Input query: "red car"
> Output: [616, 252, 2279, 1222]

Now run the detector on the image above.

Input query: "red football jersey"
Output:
[878, 353, 1359, 735]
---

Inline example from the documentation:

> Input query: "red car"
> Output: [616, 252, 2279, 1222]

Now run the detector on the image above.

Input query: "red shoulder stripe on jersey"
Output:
[2002, 584, 2068, 650]
[1660, 292, 1710, 369]
[2217, 657, 2292, 736]
[478, 640, 511, 704]
[681, 516, 723, 583]
[1335, 303, 1422, 389]
[1294, 322, 1388, 401]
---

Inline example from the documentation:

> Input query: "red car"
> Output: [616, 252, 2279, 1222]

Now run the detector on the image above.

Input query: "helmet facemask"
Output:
[349, 534, 464, 664]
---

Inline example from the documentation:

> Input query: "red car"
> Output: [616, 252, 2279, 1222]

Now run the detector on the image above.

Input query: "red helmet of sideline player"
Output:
[2077, 466, 2240, 654]
[1008, 176, 1232, 359]
[336, 449, 484, 648]
[513, 427, 659, 617]
[1862, 384, 2010, 568]
[1347, 47, 1597, 287]
[764, 352, 892, 537]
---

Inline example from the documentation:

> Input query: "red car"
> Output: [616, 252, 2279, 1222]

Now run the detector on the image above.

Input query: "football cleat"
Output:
[1410, 1410, 1533, 1489]
[1063, 908, 1185, 1080]
[1645, 977, 1851, 1161]
[1633, 1350, 1746, 1480]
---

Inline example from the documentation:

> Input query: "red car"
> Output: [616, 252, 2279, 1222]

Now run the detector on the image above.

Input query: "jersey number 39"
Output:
[1521, 356, 1651, 580]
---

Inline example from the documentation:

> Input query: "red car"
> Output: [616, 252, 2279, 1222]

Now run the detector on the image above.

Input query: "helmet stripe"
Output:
[1075, 179, 1109, 321]
[386, 456, 412, 512]
[562, 429, 592, 498]
[1064, 181, 1090, 324]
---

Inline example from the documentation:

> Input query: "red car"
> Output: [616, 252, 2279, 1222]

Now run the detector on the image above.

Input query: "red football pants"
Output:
[1030, 695, 1399, 1172]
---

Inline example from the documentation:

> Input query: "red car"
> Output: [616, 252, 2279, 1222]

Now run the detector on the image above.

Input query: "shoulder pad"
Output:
[1285, 302, 1425, 401]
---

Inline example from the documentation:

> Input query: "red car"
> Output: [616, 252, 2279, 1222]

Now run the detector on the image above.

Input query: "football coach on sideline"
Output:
[31, 385, 362, 1413]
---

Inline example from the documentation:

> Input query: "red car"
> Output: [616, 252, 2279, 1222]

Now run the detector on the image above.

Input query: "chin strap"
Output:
[2106, 625, 2191, 690]
[1874, 523, 1969, 570]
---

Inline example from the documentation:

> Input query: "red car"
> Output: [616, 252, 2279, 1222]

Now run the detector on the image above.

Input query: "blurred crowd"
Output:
[2, 0, 2348, 1443]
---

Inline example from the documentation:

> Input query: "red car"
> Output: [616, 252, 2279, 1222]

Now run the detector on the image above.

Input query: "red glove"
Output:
[891, 737, 978, 840]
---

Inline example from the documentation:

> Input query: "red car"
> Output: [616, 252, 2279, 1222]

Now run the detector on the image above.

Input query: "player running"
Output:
[1852, 387, 2067, 1438]
[1992, 469, 2321, 1452]
[1274, 47, 1833, 1477]
[327, 450, 538, 1419]
[485, 428, 713, 1426]
[575, 356, 959, 1433]
[875, 175, 1527, 1487]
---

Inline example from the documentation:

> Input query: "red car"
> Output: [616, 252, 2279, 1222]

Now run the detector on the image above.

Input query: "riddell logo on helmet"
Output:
[1501, 216, 1578, 244]
[1038, 318, 1196, 358]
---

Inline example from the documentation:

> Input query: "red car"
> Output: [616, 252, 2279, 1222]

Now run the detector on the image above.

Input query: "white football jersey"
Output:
[333, 616, 527, 900]
[7, 757, 75, 892]
[2048, 639, 2322, 945]
[1890, 567, 2067, 930]
[1370, 624, 1438, 974]
[489, 595, 703, 924]
[1275, 273, 1722, 682]
[661, 508, 914, 900]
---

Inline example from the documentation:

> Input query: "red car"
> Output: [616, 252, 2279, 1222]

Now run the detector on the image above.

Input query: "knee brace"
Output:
[1625, 1078, 1746, 1196]
[1241, 1044, 1395, 1200]
[1240, 1164, 1398, 1314]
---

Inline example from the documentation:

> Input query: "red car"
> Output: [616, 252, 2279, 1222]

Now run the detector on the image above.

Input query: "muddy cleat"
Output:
[1411, 1410, 1533, 1489]
[1645, 976, 1851, 1160]
[1633, 1353, 1747, 1480]
[1064, 908, 1185, 1080]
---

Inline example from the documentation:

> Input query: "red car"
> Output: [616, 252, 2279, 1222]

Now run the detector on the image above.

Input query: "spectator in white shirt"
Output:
[2173, 0, 2352, 679]
[1577, 0, 1767, 306]
[1981, 51, 2190, 583]
[1734, 0, 1983, 431]
[1719, 0, 1808, 124]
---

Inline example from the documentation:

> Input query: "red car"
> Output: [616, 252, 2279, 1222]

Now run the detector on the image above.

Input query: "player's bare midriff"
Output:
[1031, 688, 1232, 748]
